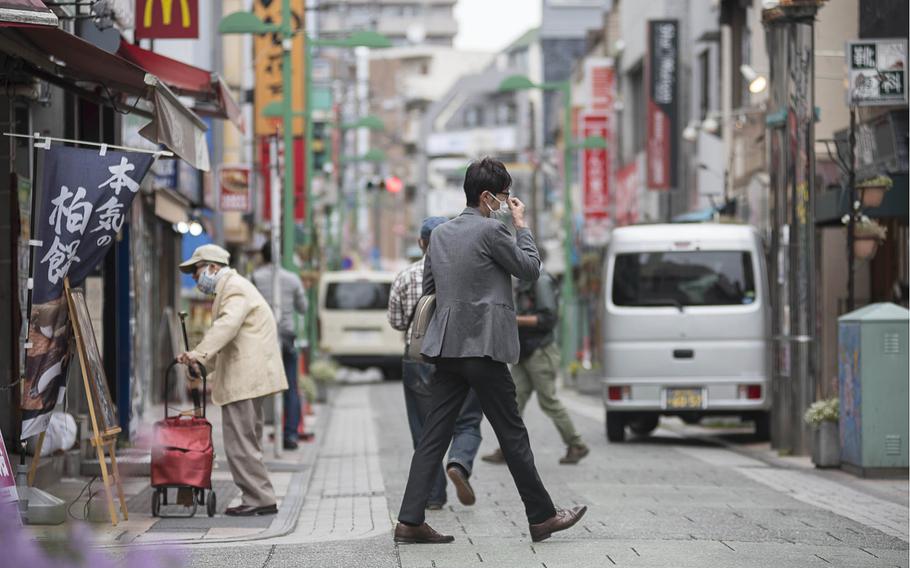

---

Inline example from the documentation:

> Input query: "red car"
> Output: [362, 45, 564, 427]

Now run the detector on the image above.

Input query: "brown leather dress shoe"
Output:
[559, 444, 590, 464]
[225, 504, 278, 517]
[529, 505, 588, 542]
[446, 464, 476, 506]
[394, 522, 455, 544]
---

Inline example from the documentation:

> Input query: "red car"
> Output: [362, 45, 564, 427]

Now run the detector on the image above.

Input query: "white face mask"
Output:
[197, 266, 225, 296]
[489, 194, 511, 223]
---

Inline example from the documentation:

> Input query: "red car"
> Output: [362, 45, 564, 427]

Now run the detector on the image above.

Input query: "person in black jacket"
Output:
[482, 263, 589, 465]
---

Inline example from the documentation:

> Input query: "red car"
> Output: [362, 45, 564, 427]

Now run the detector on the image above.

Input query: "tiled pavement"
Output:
[29, 378, 910, 567]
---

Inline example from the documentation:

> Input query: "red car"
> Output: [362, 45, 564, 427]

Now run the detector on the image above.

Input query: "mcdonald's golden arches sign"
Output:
[135, 0, 199, 39]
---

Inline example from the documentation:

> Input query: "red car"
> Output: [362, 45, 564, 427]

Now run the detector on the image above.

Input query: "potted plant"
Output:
[856, 175, 893, 208]
[804, 397, 840, 468]
[851, 215, 887, 260]
[309, 357, 338, 403]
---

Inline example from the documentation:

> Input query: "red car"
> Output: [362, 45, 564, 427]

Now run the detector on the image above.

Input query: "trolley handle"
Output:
[164, 359, 208, 420]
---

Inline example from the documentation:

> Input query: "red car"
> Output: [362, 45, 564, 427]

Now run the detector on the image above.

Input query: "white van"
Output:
[318, 271, 404, 379]
[602, 224, 771, 442]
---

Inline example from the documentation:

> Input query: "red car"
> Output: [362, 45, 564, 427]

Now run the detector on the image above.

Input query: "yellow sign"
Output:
[253, 0, 306, 137]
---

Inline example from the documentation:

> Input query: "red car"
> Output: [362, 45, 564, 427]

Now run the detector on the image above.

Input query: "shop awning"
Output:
[0, 0, 56, 27]
[117, 39, 244, 133]
[0, 26, 211, 170]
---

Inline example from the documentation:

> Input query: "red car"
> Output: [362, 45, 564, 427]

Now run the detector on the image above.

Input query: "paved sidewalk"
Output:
[53, 379, 909, 568]
[30, 397, 325, 546]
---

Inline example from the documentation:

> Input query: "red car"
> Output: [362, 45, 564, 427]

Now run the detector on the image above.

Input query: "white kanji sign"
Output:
[49, 185, 93, 236]
[99, 156, 141, 195]
[40, 236, 81, 285]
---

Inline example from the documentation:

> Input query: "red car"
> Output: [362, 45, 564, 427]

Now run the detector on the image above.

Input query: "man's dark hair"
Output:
[260, 241, 272, 264]
[463, 157, 512, 206]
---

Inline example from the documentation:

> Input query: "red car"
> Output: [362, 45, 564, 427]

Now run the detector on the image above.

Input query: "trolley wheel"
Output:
[196, 488, 205, 506]
[206, 491, 217, 517]
[151, 489, 161, 517]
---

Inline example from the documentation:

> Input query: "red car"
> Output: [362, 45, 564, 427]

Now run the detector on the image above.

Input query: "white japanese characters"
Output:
[39, 154, 143, 285]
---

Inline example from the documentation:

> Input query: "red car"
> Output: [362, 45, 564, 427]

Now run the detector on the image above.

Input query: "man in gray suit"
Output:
[394, 158, 587, 544]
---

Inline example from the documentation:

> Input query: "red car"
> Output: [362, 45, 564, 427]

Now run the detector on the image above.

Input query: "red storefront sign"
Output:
[135, 0, 199, 40]
[259, 136, 306, 223]
[219, 165, 251, 212]
[646, 20, 679, 190]
[615, 161, 640, 226]
[582, 114, 610, 220]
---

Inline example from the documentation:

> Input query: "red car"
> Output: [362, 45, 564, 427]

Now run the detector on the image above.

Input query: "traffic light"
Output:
[384, 176, 403, 194]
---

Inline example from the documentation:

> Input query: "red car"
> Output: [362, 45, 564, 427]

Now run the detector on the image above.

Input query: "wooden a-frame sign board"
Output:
[62, 277, 128, 526]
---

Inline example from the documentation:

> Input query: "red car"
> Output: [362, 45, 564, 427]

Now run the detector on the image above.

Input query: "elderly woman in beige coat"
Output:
[177, 244, 287, 517]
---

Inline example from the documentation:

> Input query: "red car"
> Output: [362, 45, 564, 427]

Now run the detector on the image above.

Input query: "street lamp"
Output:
[498, 73, 607, 368]
[740, 64, 768, 94]
[220, 7, 389, 353]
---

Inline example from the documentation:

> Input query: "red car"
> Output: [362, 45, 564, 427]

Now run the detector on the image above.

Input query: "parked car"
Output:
[318, 271, 404, 380]
[602, 223, 771, 442]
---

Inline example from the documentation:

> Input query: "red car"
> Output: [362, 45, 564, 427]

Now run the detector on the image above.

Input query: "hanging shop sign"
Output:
[219, 164, 252, 212]
[253, 0, 306, 137]
[846, 39, 908, 107]
[134, 0, 199, 40]
[646, 19, 679, 191]
[581, 113, 609, 220]
[21, 144, 155, 440]
[615, 161, 640, 227]
[135, 0, 199, 39]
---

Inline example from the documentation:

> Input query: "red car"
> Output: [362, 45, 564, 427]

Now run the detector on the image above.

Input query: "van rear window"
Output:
[612, 251, 756, 307]
[325, 282, 392, 310]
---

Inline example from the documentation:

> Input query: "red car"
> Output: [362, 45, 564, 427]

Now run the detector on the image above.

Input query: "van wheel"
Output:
[606, 412, 625, 443]
[629, 415, 659, 436]
[753, 412, 771, 441]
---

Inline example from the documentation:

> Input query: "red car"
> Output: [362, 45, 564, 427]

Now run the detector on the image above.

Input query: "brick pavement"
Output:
[372, 382, 909, 568]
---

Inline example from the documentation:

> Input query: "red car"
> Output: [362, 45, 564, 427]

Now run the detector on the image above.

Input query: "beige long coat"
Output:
[190, 269, 287, 406]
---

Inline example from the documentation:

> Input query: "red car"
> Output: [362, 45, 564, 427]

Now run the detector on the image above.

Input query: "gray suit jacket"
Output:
[420, 207, 541, 364]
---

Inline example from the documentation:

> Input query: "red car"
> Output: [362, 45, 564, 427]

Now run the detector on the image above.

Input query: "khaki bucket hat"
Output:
[179, 244, 230, 274]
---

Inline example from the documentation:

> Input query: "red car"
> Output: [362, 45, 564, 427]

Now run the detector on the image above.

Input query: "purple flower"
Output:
[0, 502, 182, 568]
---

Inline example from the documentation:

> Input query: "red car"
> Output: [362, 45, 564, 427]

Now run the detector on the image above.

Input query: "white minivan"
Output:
[318, 271, 404, 380]
[602, 223, 771, 442]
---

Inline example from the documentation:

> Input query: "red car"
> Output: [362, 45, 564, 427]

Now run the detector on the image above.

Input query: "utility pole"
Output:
[762, 1, 824, 456]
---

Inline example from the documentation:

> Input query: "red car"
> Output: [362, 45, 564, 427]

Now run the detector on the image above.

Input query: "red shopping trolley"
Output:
[151, 360, 216, 517]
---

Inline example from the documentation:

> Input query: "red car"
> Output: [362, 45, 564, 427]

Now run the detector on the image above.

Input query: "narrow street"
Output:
[158, 380, 908, 568]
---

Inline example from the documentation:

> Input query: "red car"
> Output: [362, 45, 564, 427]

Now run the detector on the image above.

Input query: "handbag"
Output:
[406, 293, 436, 361]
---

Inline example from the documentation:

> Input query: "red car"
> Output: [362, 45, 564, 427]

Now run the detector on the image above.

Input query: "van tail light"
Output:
[607, 386, 631, 401]
[738, 385, 762, 400]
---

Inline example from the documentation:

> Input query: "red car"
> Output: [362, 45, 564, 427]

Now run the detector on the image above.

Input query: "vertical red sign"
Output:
[646, 20, 679, 190]
[582, 114, 609, 219]
[135, 0, 199, 40]
[259, 136, 306, 222]
[614, 162, 640, 226]
[582, 60, 615, 228]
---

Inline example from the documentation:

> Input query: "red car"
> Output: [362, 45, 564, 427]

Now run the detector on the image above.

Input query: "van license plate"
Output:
[347, 330, 380, 343]
[665, 388, 704, 410]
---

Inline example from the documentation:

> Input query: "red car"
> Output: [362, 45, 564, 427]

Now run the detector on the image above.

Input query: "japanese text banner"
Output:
[22, 146, 154, 439]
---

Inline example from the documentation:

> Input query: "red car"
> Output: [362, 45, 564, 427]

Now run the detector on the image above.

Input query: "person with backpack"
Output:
[387, 217, 483, 511]
[482, 261, 589, 465]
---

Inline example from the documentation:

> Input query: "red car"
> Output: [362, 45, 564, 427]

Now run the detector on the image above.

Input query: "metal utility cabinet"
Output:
[838, 303, 910, 477]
